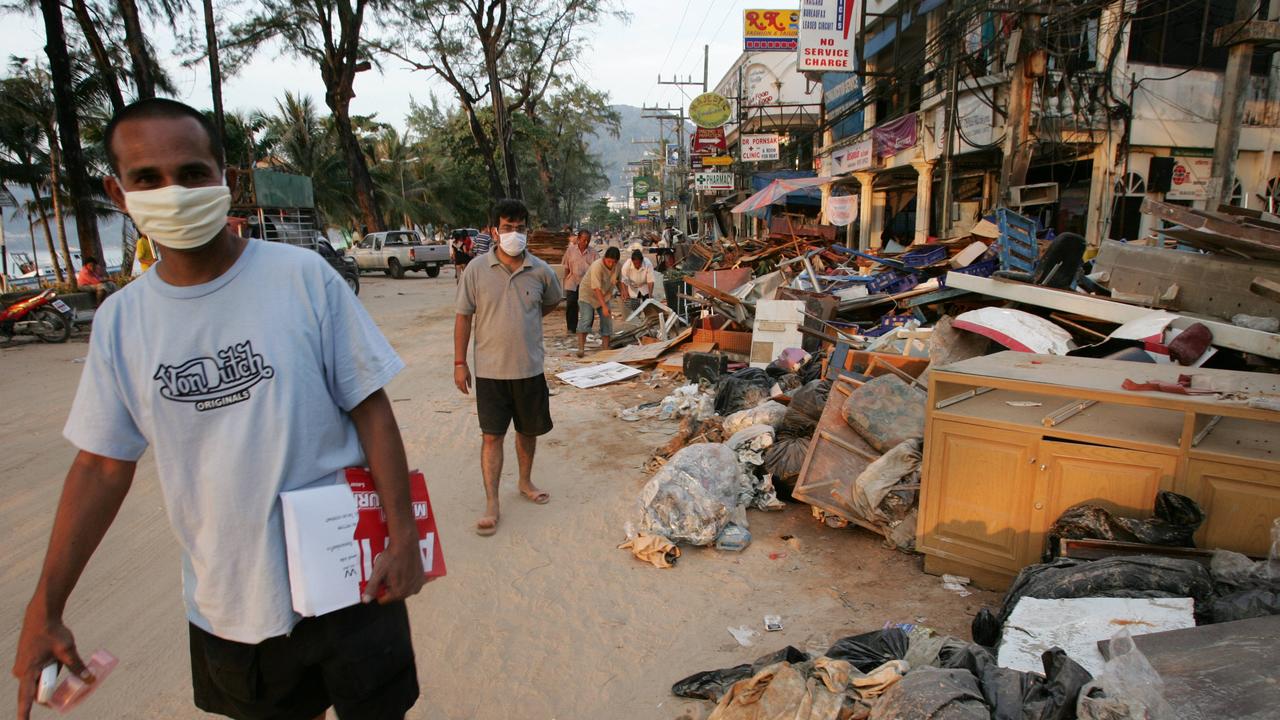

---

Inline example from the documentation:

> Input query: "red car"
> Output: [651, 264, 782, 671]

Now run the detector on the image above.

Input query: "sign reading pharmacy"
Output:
[695, 172, 735, 192]
[741, 134, 781, 162]
[744, 9, 799, 51]
[689, 93, 732, 129]
[797, 0, 857, 72]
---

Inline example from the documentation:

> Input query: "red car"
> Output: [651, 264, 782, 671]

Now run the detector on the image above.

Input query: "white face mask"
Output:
[498, 231, 528, 256]
[123, 184, 232, 251]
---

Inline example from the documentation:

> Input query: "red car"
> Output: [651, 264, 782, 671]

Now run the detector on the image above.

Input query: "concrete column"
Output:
[1085, 132, 1118, 246]
[911, 159, 937, 244]
[855, 172, 875, 250]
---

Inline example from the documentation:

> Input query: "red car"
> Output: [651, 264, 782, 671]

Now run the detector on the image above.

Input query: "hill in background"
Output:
[587, 104, 694, 201]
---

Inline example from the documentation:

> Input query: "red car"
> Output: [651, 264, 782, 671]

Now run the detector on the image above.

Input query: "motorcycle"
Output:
[0, 289, 74, 343]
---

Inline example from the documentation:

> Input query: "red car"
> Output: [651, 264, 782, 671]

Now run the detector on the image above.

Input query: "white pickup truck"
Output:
[348, 230, 450, 278]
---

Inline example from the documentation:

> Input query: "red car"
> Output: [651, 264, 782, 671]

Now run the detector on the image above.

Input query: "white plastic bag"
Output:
[637, 443, 748, 546]
[1077, 629, 1175, 720]
[722, 400, 788, 435]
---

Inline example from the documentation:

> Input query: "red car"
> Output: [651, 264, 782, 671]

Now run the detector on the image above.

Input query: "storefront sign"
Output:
[744, 9, 799, 51]
[632, 176, 653, 199]
[872, 113, 918, 158]
[741, 134, 781, 162]
[1166, 156, 1213, 200]
[647, 191, 661, 206]
[829, 137, 873, 174]
[695, 172, 735, 192]
[689, 92, 732, 129]
[825, 193, 858, 226]
[744, 64, 779, 105]
[935, 93, 995, 153]
[797, 0, 857, 72]
[691, 127, 727, 155]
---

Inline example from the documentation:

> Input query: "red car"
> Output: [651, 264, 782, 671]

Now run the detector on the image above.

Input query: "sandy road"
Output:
[1, 272, 995, 719]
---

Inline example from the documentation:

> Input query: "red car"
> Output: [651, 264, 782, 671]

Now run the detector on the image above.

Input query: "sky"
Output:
[0, 0, 773, 128]
[1, 0, 779, 266]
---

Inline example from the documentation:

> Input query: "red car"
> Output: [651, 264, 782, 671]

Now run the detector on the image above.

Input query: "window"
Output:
[1129, 0, 1274, 74]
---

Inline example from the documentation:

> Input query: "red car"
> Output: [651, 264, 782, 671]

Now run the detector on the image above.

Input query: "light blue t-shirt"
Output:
[64, 239, 403, 643]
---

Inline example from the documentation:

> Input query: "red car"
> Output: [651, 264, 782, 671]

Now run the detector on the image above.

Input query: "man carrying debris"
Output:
[12, 98, 424, 720]
[576, 246, 621, 358]
[561, 229, 598, 335]
[620, 249, 656, 315]
[454, 198, 563, 536]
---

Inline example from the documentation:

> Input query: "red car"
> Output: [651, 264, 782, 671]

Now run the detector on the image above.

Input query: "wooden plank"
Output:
[1252, 277, 1280, 303]
[1097, 616, 1280, 720]
[943, 273, 1280, 359]
[1141, 198, 1280, 247]
[1093, 240, 1280, 321]
[585, 326, 692, 365]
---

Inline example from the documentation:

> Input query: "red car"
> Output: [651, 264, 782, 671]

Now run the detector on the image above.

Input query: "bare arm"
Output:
[13, 452, 136, 718]
[453, 313, 473, 394]
[593, 287, 611, 315]
[348, 390, 425, 604]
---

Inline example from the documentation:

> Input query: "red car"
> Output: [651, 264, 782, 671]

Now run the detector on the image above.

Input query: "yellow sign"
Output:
[702, 155, 733, 166]
[743, 9, 799, 51]
[689, 92, 732, 129]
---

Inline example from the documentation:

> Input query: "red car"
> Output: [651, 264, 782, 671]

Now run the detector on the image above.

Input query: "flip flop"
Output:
[521, 490, 551, 505]
[476, 516, 499, 536]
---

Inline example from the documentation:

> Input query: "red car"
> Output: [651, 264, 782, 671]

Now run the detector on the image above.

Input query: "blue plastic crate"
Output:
[996, 208, 1038, 274]
[901, 245, 947, 267]
[867, 272, 920, 295]
[939, 258, 999, 287]
[863, 313, 914, 337]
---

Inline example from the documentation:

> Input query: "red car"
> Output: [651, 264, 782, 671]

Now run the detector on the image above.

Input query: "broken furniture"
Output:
[916, 352, 1280, 590]
[792, 375, 881, 530]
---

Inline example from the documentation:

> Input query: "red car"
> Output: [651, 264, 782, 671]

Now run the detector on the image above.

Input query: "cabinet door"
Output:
[1184, 460, 1280, 556]
[1029, 441, 1176, 559]
[918, 420, 1038, 573]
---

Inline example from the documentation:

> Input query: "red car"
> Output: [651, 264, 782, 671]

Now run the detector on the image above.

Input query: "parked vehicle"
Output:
[348, 230, 450, 278]
[0, 289, 73, 343]
[315, 237, 361, 295]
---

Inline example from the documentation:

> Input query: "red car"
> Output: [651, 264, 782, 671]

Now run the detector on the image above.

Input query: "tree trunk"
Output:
[484, 49, 520, 199]
[28, 182, 64, 283]
[46, 131, 78, 290]
[70, 0, 125, 113]
[39, 0, 100, 272]
[460, 100, 505, 201]
[116, 0, 155, 99]
[202, 0, 226, 157]
[532, 145, 560, 225]
[329, 104, 383, 232]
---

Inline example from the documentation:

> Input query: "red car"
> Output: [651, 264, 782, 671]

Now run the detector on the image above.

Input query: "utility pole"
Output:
[939, 13, 961, 237]
[659, 44, 710, 94]
[643, 104, 691, 233]
[1210, 0, 1278, 208]
[998, 4, 1042, 206]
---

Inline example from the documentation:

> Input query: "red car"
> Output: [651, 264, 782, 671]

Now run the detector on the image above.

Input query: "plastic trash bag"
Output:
[996, 556, 1216, 625]
[841, 375, 926, 453]
[1077, 629, 1174, 720]
[727, 425, 774, 464]
[771, 373, 802, 397]
[763, 437, 809, 496]
[659, 384, 716, 421]
[850, 438, 922, 523]
[870, 667, 988, 720]
[670, 646, 809, 702]
[824, 627, 909, 672]
[716, 523, 752, 551]
[776, 379, 831, 439]
[714, 368, 774, 415]
[938, 642, 1093, 720]
[970, 608, 1000, 647]
[1208, 588, 1280, 623]
[722, 401, 788, 435]
[638, 443, 748, 546]
[1048, 491, 1205, 549]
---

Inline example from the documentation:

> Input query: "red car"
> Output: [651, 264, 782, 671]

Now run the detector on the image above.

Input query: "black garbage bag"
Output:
[1208, 589, 1280, 624]
[971, 607, 1000, 648]
[940, 642, 1091, 720]
[997, 556, 1217, 625]
[798, 351, 826, 384]
[773, 373, 803, 395]
[776, 379, 831, 439]
[763, 437, 809, 497]
[670, 645, 808, 701]
[870, 666, 988, 720]
[1049, 491, 1205, 550]
[824, 627, 908, 672]
[713, 368, 773, 415]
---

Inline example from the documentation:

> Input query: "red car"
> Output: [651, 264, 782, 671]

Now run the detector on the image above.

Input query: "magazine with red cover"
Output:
[345, 467, 447, 595]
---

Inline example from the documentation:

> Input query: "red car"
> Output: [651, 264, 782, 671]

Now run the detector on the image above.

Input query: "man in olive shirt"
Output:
[575, 246, 620, 358]
[454, 199, 563, 536]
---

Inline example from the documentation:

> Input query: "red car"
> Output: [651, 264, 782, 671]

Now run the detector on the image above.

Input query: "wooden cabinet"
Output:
[918, 422, 1038, 575]
[1183, 460, 1280, 557]
[917, 353, 1280, 591]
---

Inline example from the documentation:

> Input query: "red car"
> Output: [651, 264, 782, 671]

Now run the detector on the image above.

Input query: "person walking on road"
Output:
[575, 246, 621, 358]
[11, 98, 426, 720]
[454, 198, 563, 537]
[561, 229, 598, 335]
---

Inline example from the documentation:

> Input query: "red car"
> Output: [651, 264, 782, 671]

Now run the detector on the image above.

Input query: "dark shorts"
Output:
[475, 375, 554, 436]
[191, 601, 418, 720]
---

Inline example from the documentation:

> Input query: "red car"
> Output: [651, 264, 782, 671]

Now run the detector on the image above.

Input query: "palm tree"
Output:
[258, 93, 355, 228]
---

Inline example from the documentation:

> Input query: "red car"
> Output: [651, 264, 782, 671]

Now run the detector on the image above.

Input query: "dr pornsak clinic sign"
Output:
[741, 134, 781, 162]
[798, 0, 858, 72]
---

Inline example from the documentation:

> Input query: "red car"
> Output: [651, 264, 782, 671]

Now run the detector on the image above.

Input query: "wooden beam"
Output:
[944, 272, 1280, 359]
[1252, 277, 1280, 303]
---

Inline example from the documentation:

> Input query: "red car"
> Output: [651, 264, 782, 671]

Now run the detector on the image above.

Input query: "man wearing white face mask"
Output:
[12, 99, 425, 720]
[454, 199, 563, 537]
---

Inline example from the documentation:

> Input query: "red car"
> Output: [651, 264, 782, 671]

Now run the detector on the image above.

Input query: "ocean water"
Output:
[2, 184, 127, 271]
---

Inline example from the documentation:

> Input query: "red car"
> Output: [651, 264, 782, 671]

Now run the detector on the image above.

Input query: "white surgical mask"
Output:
[123, 184, 232, 251]
[499, 231, 528, 256]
